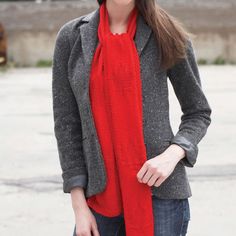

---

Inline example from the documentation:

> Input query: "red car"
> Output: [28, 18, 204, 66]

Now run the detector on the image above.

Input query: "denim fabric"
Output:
[72, 195, 191, 236]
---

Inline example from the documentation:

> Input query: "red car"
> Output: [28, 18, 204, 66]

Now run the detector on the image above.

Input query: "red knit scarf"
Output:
[87, 1, 154, 235]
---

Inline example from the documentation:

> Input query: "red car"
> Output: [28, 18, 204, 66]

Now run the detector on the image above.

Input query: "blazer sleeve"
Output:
[167, 39, 212, 168]
[52, 23, 88, 193]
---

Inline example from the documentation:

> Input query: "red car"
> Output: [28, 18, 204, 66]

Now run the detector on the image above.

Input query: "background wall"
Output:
[0, 0, 235, 66]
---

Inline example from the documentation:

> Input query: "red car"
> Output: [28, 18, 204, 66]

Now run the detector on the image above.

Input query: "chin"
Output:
[111, 0, 134, 6]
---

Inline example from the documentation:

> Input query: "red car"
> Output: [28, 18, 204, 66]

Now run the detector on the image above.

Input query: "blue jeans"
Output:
[73, 195, 191, 236]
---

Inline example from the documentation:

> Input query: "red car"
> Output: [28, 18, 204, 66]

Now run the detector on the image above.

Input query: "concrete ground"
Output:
[0, 66, 235, 235]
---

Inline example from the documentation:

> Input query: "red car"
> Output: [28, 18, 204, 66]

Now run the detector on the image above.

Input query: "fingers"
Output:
[137, 161, 161, 184]
[136, 162, 148, 182]
[91, 222, 100, 236]
[75, 221, 99, 236]
[75, 229, 91, 236]
[153, 176, 166, 187]
[141, 168, 153, 184]
[146, 173, 158, 186]
[137, 160, 169, 187]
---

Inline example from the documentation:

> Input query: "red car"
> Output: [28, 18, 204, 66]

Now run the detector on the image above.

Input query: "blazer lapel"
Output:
[80, 8, 100, 67]
[134, 11, 153, 56]
[80, 7, 152, 66]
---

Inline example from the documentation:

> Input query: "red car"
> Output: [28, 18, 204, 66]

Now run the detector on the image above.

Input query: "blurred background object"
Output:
[0, 0, 236, 67]
[0, 22, 7, 66]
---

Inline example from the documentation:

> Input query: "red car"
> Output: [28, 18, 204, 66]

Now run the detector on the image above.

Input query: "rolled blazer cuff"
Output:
[63, 175, 88, 193]
[171, 133, 198, 167]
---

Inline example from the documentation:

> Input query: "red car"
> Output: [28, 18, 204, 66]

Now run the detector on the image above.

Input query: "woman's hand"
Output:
[71, 187, 100, 236]
[74, 206, 100, 236]
[136, 144, 186, 187]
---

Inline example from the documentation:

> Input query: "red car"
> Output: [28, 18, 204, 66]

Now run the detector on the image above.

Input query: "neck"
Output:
[106, 0, 135, 27]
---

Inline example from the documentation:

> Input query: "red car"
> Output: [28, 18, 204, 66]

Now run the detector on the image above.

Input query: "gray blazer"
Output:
[52, 7, 212, 199]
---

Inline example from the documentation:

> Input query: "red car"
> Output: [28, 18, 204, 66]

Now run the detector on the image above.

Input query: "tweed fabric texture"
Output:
[52, 8, 212, 199]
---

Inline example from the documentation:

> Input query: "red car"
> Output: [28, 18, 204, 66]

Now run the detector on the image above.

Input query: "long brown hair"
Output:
[96, 0, 194, 70]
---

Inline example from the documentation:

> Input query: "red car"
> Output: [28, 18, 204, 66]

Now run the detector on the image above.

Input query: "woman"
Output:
[52, 0, 212, 235]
